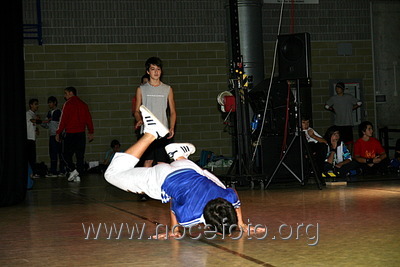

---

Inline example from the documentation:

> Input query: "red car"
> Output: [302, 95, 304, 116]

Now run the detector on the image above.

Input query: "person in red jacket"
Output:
[56, 87, 94, 182]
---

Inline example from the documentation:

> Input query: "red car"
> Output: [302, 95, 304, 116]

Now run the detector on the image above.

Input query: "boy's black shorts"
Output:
[141, 136, 172, 164]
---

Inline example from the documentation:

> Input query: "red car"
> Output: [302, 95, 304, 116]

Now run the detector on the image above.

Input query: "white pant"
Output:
[104, 152, 220, 200]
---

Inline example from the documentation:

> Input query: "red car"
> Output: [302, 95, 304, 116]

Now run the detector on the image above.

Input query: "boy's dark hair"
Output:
[301, 114, 310, 121]
[47, 96, 58, 106]
[29, 98, 38, 106]
[203, 198, 238, 234]
[110, 139, 120, 148]
[358, 121, 373, 137]
[336, 82, 345, 90]
[65, 86, 77, 96]
[324, 125, 341, 147]
[145, 57, 163, 72]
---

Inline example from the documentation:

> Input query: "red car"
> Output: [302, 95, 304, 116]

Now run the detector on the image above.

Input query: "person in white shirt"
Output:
[301, 116, 327, 176]
[26, 98, 42, 178]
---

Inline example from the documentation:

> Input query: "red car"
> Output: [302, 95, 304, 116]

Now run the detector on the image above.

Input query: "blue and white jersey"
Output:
[325, 141, 352, 164]
[161, 169, 241, 227]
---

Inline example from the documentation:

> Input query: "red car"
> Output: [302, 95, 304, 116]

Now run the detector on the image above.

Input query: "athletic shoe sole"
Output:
[139, 105, 169, 139]
[165, 143, 196, 160]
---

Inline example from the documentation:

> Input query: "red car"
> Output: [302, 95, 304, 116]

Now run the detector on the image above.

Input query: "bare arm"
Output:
[308, 129, 327, 144]
[353, 154, 366, 164]
[324, 104, 335, 113]
[325, 142, 337, 164]
[352, 101, 362, 110]
[375, 152, 387, 162]
[353, 153, 386, 166]
[167, 87, 177, 139]
[335, 158, 351, 168]
[134, 87, 143, 128]
[235, 207, 245, 229]
[152, 203, 183, 240]
[169, 208, 181, 235]
[326, 151, 335, 164]
[232, 188, 264, 234]
[235, 206, 265, 234]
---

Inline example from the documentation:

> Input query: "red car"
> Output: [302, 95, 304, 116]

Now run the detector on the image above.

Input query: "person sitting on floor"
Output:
[353, 121, 389, 175]
[322, 125, 358, 179]
[105, 105, 263, 239]
[103, 139, 122, 165]
[388, 138, 400, 172]
[100, 139, 123, 172]
[301, 116, 327, 175]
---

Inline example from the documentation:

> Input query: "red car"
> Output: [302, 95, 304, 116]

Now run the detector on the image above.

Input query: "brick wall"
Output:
[22, 0, 380, 167]
[23, 0, 378, 44]
[263, 39, 374, 137]
[24, 43, 233, 164]
[25, 39, 374, 166]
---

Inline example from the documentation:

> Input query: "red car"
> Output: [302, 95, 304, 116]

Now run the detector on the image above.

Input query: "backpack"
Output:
[198, 150, 215, 167]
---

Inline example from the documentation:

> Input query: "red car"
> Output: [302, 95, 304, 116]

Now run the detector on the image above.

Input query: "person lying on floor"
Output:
[105, 105, 262, 239]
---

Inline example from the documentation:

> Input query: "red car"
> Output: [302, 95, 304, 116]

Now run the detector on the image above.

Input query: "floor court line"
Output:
[67, 189, 275, 267]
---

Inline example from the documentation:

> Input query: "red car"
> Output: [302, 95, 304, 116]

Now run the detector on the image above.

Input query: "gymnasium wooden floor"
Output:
[1, 172, 400, 266]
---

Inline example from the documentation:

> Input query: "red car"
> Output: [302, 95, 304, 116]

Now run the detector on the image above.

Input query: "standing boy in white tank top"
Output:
[133, 57, 177, 167]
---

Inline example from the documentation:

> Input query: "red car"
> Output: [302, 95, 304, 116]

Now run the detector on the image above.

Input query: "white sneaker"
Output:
[67, 169, 79, 181]
[74, 176, 81, 182]
[139, 105, 169, 139]
[165, 143, 196, 160]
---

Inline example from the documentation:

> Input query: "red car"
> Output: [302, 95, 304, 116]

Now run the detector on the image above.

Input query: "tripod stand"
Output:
[226, 75, 253, 179]
[222, 0, 259, 186]
[264, 80, 322, 190]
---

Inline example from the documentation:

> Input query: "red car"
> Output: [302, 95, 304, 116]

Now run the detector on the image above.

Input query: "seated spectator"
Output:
[301, 116, 327, 176]
[389, 138, 400, 172]
[322, 126, 358, 179]
[302, 116, 327, 146]
[101, 140, 123, 172]
[353, 121, 389, 175]
[396, 139, 400, 160]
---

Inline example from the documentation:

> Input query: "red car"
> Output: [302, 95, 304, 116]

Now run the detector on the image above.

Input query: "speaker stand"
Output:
[225, 78, 254, 184]
[264, 80, 322, 190]
[220, 0, 261, 187]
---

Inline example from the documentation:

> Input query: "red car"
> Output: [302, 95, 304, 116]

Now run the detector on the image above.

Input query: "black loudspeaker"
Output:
[278, 32, 311, 80]
[248, 78, 313, 136]
[249, 78, 295, 136]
